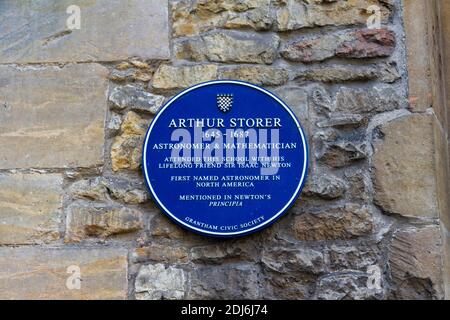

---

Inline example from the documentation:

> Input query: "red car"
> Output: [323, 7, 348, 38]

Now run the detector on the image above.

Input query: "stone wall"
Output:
[0, 0, 448, 300]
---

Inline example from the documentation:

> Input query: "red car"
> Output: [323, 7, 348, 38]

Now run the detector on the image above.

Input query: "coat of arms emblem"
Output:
[217, 94, 233, 113]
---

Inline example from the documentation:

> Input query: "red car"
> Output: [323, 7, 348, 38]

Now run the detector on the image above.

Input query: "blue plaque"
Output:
[142, 80, 308, 237]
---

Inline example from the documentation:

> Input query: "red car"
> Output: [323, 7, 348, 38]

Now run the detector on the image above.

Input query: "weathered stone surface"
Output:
[112, 60, 155, 82]
[317, 136, 368, 168]
[106, 179, 148, 204]
[292, 204, 373, 241]
[150, 214, 188, 240]
[0, 247, 128, 299]
[0, 0, 170, 63]
[189, 264, 261, 299]
[296, 65, 378, 83]
[310, 86, 334, 114]
[176, 31, 279, 64]
[69, 178, 108, 202]
[69, 176, 148, 204]
[282, 34, 339, 63]
[303, 174, 346, 199]
[336, 28, 396, 58]
[107, 113, 123, 137]
[335, 86, 402, 114]
[109, 85, 165, 114]
[133, 244, 189, 264]
[262, 247, 325, 274]
[225, 0, 273, 30]
[388, 226, 444, 299]
[262, 268, 317, 299]
[65, 202, 144, 242]
[315, 273, 382, 300]
[345, 170, 370, 202]
[172, 0, 272, 37]
[152, 64, 218, 90]
[322, 141, 368, 167]
[261, 245, 324, 299]
[297, 62, 400, 84]
[373, 114, 438, 218]
[282, 28, 395, 63]
[111, 111, 149, 172]
[109, 68, 154, 83]
[171, 0, 391, 35]
[329, 245, 379, 272]
[191, 240, 259, 264]
[273, 0, 308, 31]
[135, 264, 186, 300]
[301, 0, 391, 29]
[402, 0, 434, 112]
[273, 86, 309, 128]
[378, 62, 401, 83]
[219, 65, 289, 86]
[0, 64, 108, 169]
[317, 114, 365, 128]
[0, 173, 62, 245]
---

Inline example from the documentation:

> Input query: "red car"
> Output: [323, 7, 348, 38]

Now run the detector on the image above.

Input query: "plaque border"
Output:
[142, 80, 309, 237]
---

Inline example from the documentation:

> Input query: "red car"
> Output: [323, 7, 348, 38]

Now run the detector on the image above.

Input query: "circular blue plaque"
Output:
[142, 80, 308, 237]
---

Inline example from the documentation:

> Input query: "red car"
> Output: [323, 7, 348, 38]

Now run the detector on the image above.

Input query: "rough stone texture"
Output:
[107, 113, 123, 137]
[282, 28, 395, 63]
[388, 226, 444, 299]
[109, 60, 156, 83]
[65, 202, 144, 242]
[0, 64, 108, 169]
[111, 111, 149, 172]
[261, 247, 325, 275]
[298, 62, 399, 84]
[273, 86, 309, 132]
[373, 114, 439, 218]
[303, 0, 391, 29]
[109, 68, 154, 83]
[335, 86, 402, 114]
[171, 0, 391, 36]
[260, 245, 326, 299]
[191, 240, 259, 264]
[69, 177, 148, 205]
[315, 273, 382, 300]
[0, 0, 170, 63]
[133, 244, 189, 264]
[346, 170, 371, 202]
[303, 174, 346, 199]
[176, 31, 279, 64]
[109, 85, 165, 114]
[152, 64, 218, 90]
[189, 264, 261, 299]
[329, 245, 379, 272]
[310, 86, 333, 114]
[336, 28, 396, 58]
[0, 173, 62, 245]
[0, 247, 128, 299]
[219, 65, 289, 86]
[273, 0, 308, 31]
[172, 0, 273, 37]
[317, 137, 368, 168]
[224, 0, 273, 31]
[316, 114, 365, 128]
[135, 264, 186, 300]
[292, 204, 373, 241]
[149, 214, 188, 240]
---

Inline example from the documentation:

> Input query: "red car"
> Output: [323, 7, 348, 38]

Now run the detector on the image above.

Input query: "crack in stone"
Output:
[41, 30, 72, 47]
